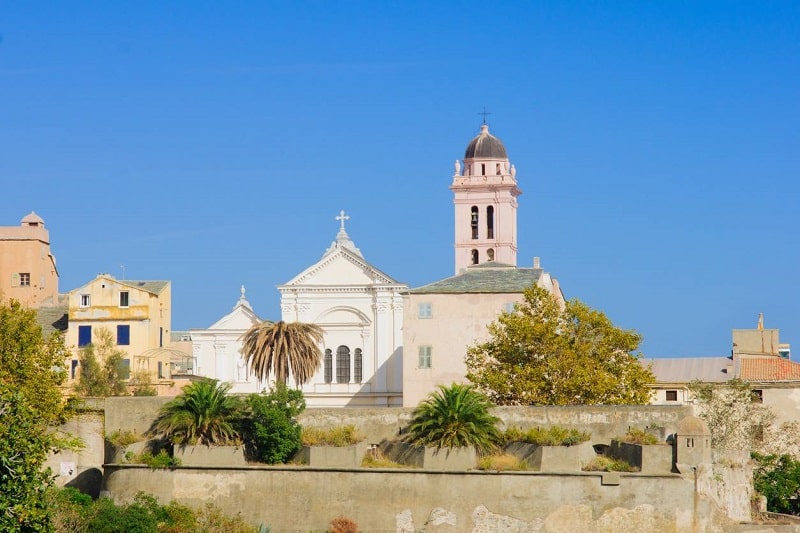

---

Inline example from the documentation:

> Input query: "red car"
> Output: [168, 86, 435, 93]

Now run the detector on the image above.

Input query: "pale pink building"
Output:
[403, 125, 563, 407]
[0, 212, 59, 307]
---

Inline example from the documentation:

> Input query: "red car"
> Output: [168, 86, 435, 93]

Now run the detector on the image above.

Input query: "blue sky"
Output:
[1, 2, 797, 357]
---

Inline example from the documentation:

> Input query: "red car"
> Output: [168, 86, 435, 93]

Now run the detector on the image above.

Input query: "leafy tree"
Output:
[0, 385, 57, 531]
[0, 299, 70, 531]
[241, 382, 305, 464]
[241, 321, 323, 386]
[465, 284, 654, 405]
[404, 383, 501, 454]
[74, 328, 129, 397]
[752, 453, 800, 515]
[0, 299, 69, 423]
[149, 379, 242, 446]
[689, 379, 774, 450]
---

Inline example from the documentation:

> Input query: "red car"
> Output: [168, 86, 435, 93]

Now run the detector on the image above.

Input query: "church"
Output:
[190, 123, 562, 406]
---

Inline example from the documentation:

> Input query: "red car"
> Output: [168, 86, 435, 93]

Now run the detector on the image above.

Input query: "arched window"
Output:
[354, 349, 363, 383]
[486, 206, 494, 239]
[324, 349, 332, 384]
[487, 248, 495, 261]
[336, 345, 350, 384]
[471, 206, 479, 239]
[471, 249, 479, 265]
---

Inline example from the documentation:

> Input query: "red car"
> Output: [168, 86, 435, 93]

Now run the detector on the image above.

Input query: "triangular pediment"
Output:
[282, 247, 401, 288]
[208, 303, 262, 330]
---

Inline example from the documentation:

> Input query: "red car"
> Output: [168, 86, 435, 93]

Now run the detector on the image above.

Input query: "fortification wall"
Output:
[103, 465, 731, 532]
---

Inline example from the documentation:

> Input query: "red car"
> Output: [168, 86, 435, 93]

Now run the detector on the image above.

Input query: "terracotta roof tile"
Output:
[738, 357, 800, 381]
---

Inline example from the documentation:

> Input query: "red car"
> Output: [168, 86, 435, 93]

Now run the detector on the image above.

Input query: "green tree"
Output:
[149, 379, 242, 446]
[404, 383, 501, 454]
[241, 321, 323, 386]
[752, 452, 800, 515]
[0, 299, 71, 531]
[465, 284, 654, 405]
[74, 328, 129, 397]
[241, 382, 306, 464]
[0, 299, 69, 423]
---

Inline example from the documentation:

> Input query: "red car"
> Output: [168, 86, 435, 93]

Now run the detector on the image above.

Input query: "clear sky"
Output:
[1, 2, 797, 358]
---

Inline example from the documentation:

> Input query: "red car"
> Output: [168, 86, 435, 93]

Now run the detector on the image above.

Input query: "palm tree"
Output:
[241, 321, 324, 387]
[405, 383, 501, 454]
[149, 378, 242, 446]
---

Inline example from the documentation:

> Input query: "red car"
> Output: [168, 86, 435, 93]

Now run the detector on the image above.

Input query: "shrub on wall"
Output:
[503, 426, 591, 446]
[241, 382, 306, 464]
[301, 425, 364, 447]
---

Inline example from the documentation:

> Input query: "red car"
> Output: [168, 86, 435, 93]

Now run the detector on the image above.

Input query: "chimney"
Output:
[533, 257, 541, 269]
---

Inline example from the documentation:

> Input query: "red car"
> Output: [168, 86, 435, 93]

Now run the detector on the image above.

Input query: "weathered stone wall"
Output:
[103, 400, 690, 447]
[103, 465, 732, 532]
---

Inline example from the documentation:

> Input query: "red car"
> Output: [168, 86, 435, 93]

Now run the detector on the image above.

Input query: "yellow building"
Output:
[0, 212, 59, 307]
[67, 274, 173, 389]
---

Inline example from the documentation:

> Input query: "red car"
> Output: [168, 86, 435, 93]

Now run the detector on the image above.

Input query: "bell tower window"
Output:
[486, 206, 494, 239]
[471, 206, 479, 239]
[481, 163, 486, 175]
[471, 249, 479, 265]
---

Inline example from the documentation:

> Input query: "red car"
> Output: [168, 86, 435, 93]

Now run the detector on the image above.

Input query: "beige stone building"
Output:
[0, 211, 59, 307]
[647, 317, 797, 422]
[67, 274, 174, 389]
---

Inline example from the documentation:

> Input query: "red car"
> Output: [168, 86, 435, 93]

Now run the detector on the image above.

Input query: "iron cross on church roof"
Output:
[478, 106, 492, 125]
[336, 210, 350, 232]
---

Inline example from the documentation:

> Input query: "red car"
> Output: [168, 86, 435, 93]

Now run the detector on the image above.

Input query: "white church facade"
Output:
[278, 212, 407, 407]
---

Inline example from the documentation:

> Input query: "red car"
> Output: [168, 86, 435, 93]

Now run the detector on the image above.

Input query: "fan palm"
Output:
[405, 383, 501, 454]
[241, 321, 324, 387]
[150, 378, 242, 446]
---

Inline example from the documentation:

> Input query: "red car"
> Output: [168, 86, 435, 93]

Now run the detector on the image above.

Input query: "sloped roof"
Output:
[409, 263, 542, 294]
[36, 305, 68, 337]
[739, 357, 800, 381]
[644, 357, 731, 383]
[117, 280, 169, 294]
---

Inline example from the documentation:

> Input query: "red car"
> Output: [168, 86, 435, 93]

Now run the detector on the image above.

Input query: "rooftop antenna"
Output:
[478, 106, 492, 126]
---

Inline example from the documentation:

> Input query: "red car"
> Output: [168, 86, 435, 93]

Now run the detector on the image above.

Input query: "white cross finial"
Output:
[336, 210, 350, 232]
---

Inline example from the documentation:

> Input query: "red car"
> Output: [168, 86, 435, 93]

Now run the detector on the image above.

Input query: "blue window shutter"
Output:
[117, 325, 130, 346]
[78, 326, 92, 347]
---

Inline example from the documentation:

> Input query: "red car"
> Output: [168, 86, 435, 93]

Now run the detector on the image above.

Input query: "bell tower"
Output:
[450, 124, 521, 274]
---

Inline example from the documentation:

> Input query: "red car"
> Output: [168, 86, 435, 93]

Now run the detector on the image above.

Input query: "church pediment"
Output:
[208, 304, 261, 330]
[282, 248, 400, 288]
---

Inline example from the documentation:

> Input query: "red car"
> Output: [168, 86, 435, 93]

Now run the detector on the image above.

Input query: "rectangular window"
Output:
[418, 346, 432, 369]
[120, 359, 130, 380]
[10, 273, 19, 287]
[157, 361, 164, 379]
[159, 327, 163, 348]
[117, 325, 130, 345]
[503, 302, 516, 313]
[78, 325, 92, 347]
[119, 291, 129, 307]
[418, 303, 432, 319]
[665, 390, 678, 402]
[19, 273, 31, 287]
[70, 359, 79, 380]
[752, 389, 763, 403]
[80, 294, 91, 307]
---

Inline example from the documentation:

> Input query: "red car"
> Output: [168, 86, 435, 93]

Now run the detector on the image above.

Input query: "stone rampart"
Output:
[102, 465, 731, 532]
